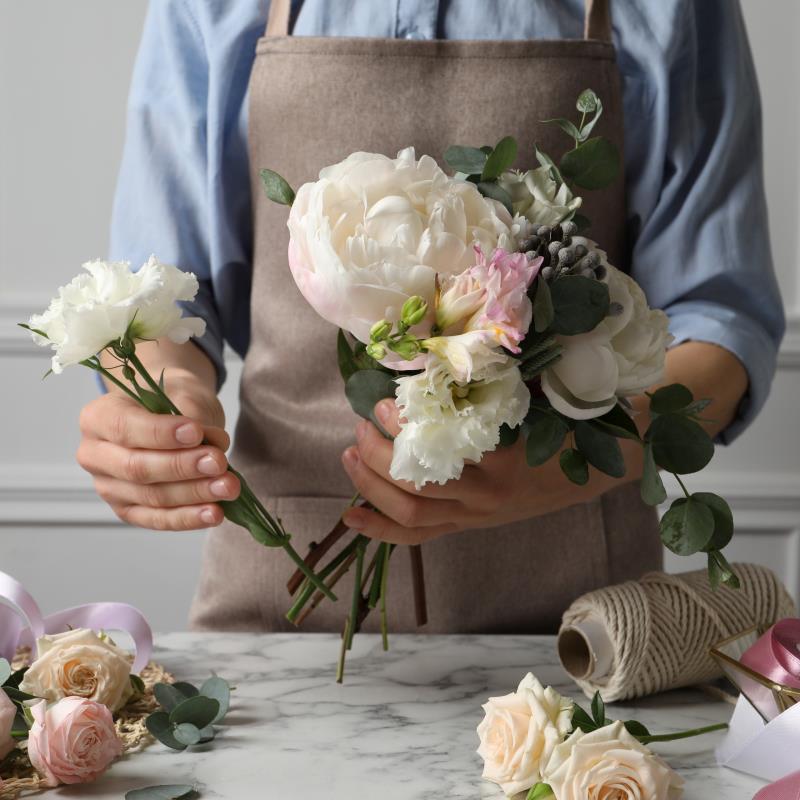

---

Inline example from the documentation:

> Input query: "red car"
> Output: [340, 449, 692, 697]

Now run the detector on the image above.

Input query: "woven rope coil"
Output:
[560, 563, 797, 702]
[0, 650, 173, 800]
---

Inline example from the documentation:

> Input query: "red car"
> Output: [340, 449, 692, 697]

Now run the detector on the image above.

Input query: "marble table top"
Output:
[64, 633, 765, 799]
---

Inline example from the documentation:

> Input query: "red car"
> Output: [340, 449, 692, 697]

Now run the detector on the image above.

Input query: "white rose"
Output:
[541, 240, 672, 420]
[287, 148, 517, 344]
[498, 167, 582, 228]
[19, 629, 133, 713]
[390, 356, 529, 488]
[477, 673, 574, 797]
[544, 721, 684, 800]
[28, 256, 206, 373]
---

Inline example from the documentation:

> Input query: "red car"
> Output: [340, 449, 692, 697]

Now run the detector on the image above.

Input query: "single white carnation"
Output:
[390, 356, 529, 488]
[28, 256, 206, 373]
[498, 166, 582, 228]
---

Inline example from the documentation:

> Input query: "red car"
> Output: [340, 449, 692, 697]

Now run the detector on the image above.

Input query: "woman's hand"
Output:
[76, 372, 240, 531]
[341, 398, 642, 545]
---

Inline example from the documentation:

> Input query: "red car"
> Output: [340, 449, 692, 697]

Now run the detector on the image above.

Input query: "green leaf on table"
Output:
[533, 277, 555, 333]
[477, 181, 514, 216]
[624, 719, 651, 739]
[154, 683, 196, 713]
[648, 384, 694, 416]
[260, 168, 295, 206]
[571, 703, 597, 733]
[560, 136, 620, 190]
[695, 492, 734, 552]
[481, 136, 518, 181]
[344, 369, 397, 424]
[197, 724, 216, 744]
[525, 414, 569, 467]
[640, 443, 667, 506]
[575, 421, 625, 478]
[526, 783, 554, 800]
[200, 676, 230, 723]
[125, 785, 198, 800]
[172, 681, 200, 698]
[708, 550, 740, 590]
[660, 497, 715, 556]
[647, 415, 714, 474]
[591, 691, 607, 726]
[0, 660, 11, 686]
[560, 448, 589, 485]
[145, 711, 186, 751]
[444, 145, 487, 175]
[592, 404, 640, 441]
[549, 275, 610, 335]
[169, 696, 220, 730]
[173, 723, 202, 746]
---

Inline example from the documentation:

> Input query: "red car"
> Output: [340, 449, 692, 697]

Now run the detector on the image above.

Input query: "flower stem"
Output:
[379, 544, 392, 651]
[673, 473, 691, 499]
[637, 722, 728, 744]
[81, 359, 140, 404]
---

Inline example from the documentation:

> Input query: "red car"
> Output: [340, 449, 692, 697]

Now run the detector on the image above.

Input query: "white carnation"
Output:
[390, 356, 529, 488]
[28, 256, 206, 373]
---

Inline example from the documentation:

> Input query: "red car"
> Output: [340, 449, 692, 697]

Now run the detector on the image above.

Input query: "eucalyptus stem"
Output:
[638, 722, 728, 744]
[673, 473, 691, 498]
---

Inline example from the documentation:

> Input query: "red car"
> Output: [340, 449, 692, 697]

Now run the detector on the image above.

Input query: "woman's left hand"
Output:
[341, 398, 633, 545]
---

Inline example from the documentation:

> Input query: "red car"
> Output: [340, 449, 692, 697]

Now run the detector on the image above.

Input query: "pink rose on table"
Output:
[0, 688, 16, 760]
[27, 697, 123, 786]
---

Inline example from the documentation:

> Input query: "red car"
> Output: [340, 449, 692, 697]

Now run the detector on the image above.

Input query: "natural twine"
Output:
[560, 563, 797, 703]
[0, 649, 173, 799]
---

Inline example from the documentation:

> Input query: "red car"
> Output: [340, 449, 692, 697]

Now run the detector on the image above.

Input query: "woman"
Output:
[76, 0, 783, 633]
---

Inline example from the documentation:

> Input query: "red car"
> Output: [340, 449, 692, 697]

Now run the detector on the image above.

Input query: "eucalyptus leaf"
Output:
[708, 550, 740, 590]
[443, 145, 487, 175]
[169, 696, 220, 730]
[533, 277, 555, 333]
[499, 423, 521, 448]
[260, 168, 295, 206]
[592, 404, 640, 441]
[560, 136, 620, 190]
[337, 329, 360, 383]
[560, 448, 589, 485]
[640, 443, 667, 506]
[173, 723, 202, 746]
[647, 415, 714, 475]
[125, 785, 197, 800]
[534, 142, 563, 184]
[154, 683, 195, 713]
[172, 682, 200, 698]
[648, 384, 694, 415]
[576, 88, 600, 113]
[197, 724, 216, 743]
[525, 414, 569, 467]
[200, 676, 230, 723]
[481, 136, 518, 181]
[145, 711, 186, 751]
[695, 492, 734, 552]
[575, 422, 625, 478]
[541, 116, 582, 142]
[477, 181, 514, 216]
[549, 275, 610, 335]
[344, 369, 397, 424]
[0, 660, 10, 686]
[660, 497, 715, 556]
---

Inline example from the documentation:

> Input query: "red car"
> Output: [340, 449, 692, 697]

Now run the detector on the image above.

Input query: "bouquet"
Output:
[260, 89, 737, 676]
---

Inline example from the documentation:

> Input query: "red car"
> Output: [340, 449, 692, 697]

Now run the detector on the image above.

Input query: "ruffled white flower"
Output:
[498, 166, 582, 228]
[390, 356, 529, 488]
[28, 257, 205, 373]
[541, 239, 672, 420]
[477, 673, 574, 797]
[423, 331, 506, 383]
[287, 148, 518, 345]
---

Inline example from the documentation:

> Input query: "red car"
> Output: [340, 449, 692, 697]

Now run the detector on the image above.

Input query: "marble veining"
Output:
[57, 633, 766, 799]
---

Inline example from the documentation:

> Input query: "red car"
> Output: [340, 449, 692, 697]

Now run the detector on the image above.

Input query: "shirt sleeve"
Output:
[621, 0, 785, 444]
[108, 0, 227, 388]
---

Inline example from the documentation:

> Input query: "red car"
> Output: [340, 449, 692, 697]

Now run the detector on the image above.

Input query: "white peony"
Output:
[287, 148, 518, 344]
[541, 239, 672, 420]
[498, 166, 582, 228]
[20, 628, 134, 713]
[390, 355, 529, 488]
[28, 256, 206, 373]
[477, 673, 574, 797]
[543, 721, 684, 800]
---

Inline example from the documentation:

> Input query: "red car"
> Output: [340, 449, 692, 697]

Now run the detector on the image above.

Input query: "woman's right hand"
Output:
[76, 383, 240, 531]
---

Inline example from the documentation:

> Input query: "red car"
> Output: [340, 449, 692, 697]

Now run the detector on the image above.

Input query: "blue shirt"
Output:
[110, 0, 785, 443]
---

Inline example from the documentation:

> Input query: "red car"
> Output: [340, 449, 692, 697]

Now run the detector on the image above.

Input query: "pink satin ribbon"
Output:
[0, 570, 152, 673]
[754, 770, 800, 800]
[741, 619, 800, 691]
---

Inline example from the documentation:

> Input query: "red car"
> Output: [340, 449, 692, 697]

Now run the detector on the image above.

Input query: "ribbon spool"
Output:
[558, 563, 796, 702]
[0, 570, 152, 673]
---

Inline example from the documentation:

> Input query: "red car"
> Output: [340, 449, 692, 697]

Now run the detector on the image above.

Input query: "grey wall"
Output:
[1, 0, 798, 630]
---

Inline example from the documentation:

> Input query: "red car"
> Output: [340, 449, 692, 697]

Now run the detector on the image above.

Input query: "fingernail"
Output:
[343, 509, 364, 528]
[375, 400, 392, 423]
[198, 455, 222, 475]
[209, 478, 230, 497]
[199, 508, 216, 524]
[175, 423, 200, 445]
[342, 448, 359, 469]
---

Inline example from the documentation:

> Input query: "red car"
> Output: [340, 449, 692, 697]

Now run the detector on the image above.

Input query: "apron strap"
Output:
[584, 0, 613, 42]
[266, 0, 292, 37]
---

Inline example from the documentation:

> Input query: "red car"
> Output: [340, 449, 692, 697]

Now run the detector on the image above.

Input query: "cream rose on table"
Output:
[476, 673, 574, 797]
[19, 628, 133, 713]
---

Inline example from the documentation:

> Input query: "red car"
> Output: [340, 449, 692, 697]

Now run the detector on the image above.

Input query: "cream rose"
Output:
[20, 629, 133, 713]
[476, 673, 574, 797]
[544, 721, 684, 800]
[541, 240, 672, 420]
[498, 167, 582, 228]
[287, 148, 517, 345]
[0, 688, 16, 760]
[28, 256, 206, 374]
[27, 697, 123, 786]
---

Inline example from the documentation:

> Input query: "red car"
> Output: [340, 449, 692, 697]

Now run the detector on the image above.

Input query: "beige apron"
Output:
[190, 0, 662, 635]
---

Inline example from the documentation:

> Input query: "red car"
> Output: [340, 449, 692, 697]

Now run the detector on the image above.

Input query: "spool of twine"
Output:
[558, 563, 797, 702]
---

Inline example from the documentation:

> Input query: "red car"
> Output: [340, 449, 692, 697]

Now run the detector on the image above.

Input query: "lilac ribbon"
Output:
[741, 619, 800, 691]
[754, 769, 800, 800]
[0, 570, 152, 673]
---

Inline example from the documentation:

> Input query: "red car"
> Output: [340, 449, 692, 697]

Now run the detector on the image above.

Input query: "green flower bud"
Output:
[400, 295, 428, 327]
[369, 319, 393, 342]
[122, 364, 136, 382]
[366, 342, 386, 360]
[388, 335, 422, 361]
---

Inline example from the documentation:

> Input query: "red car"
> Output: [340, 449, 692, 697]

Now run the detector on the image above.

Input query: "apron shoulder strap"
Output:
[584, 0, 613, 42]
[266, 0, 292, 37]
